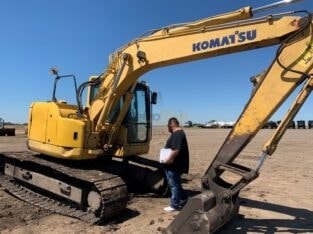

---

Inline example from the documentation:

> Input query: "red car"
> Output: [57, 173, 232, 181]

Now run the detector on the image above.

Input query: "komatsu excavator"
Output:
[1, 0, 313, 232]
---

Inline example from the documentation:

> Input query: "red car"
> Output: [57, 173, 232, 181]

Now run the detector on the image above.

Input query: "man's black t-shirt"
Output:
[165, 129, 189, 174]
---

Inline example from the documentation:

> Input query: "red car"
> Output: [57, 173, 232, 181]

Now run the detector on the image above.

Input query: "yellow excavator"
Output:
[1, 0, 313, 232]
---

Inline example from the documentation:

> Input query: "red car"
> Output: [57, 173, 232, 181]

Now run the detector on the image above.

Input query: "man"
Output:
[162, 117, 189, 212]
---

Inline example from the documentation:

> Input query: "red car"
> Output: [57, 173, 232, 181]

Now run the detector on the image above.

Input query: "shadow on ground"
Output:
[217, 197, 313, 233]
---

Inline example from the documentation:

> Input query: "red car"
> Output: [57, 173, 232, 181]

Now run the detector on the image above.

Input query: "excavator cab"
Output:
[87, 78, 157, 154]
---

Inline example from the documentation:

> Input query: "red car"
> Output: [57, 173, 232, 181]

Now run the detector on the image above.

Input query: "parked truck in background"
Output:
[0, 118, 15, 136]
[199, 120, 234, 128]
[277, 120, 296, 129]
[262, 120, 278, 129]
[308, 120, 313, 129]
[199, 120, 223, 128]
[183, 121, 193, 128]
[297, 120, 306, 129]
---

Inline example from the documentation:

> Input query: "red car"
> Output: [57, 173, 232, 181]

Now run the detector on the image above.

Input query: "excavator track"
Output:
[0, 151, 128, 224]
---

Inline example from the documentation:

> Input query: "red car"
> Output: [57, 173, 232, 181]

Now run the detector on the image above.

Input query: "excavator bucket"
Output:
[163, 191, 239, 233]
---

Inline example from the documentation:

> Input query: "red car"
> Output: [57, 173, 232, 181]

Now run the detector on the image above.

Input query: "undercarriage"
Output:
[0, 151, 167, 223]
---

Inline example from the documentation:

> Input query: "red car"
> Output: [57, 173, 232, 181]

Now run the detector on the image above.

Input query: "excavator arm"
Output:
[165, 8, 313, 234]
[85, 5, 313, 231]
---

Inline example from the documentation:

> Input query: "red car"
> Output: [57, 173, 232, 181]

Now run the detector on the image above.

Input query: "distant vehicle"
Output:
[220, 121, 235, 129]
[288, 120, 296, 129]
[0, 118, 15, 136]
[262, 121, 278, 129]
[183, 121, 193, 128]
[199, 120, 222, 128]
[199, 120, 234, 129]
[308, 120, 313, 129]
[277, 120, 296, 129]
[297, 120, 306, 129]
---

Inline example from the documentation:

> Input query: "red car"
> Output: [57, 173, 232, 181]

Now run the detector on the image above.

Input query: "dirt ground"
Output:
[0, 126, 313, 234]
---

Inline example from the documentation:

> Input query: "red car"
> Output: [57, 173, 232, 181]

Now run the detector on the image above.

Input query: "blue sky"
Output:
[0, 0, 312, 124]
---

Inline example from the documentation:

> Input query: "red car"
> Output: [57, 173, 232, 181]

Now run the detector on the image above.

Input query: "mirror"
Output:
[151, 92, 157, 104]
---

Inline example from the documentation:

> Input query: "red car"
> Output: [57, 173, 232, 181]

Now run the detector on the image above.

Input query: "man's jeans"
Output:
[165, 169, 188, 209]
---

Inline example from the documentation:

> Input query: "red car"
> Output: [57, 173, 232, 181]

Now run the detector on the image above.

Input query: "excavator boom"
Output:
[86, 8, 312, 160]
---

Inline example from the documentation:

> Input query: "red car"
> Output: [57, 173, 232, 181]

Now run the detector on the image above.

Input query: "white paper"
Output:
[159, 148, 171, 162]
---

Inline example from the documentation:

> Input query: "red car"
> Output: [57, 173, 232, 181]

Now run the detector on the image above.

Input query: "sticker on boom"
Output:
[192, 30, 257, 52]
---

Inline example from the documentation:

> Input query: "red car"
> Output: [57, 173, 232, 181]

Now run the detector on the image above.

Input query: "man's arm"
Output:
[164, 149, 179, 164]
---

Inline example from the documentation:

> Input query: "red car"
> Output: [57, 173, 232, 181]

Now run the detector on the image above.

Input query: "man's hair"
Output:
[168, 117, 180, 126]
